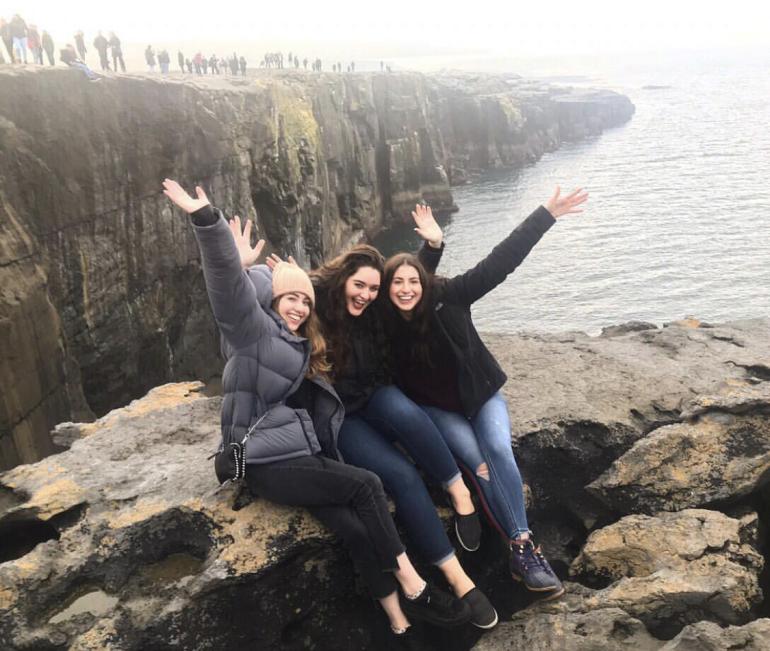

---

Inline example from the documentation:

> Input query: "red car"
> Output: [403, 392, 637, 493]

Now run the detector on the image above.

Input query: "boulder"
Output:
[589, 383, 770, 515]
[0, 383, 381, 650]
[571, 509, 763, 636]
[660, 619, 770, 650]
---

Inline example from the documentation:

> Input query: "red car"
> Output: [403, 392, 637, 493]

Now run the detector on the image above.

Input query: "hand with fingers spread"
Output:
[412, 203, 443, 248]
[229, 215, 266, 269]
[266, 252, 298, 271]
[162, 178, 211, 214]
[545, 186, 589, 219]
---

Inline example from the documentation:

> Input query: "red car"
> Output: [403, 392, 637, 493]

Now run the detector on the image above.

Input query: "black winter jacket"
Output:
[319, 242, 443, 414]
[415, 206, 555, 418]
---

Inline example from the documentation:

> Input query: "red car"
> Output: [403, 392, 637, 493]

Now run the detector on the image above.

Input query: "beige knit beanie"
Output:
[272, 262, 315, 306]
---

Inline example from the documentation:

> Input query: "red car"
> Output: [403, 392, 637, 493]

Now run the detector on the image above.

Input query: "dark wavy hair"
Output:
[311, 244, 385, 375]
[382, 253, 436, 366]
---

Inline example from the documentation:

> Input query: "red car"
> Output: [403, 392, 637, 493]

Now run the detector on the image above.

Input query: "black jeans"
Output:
[246, 455, 405, 599]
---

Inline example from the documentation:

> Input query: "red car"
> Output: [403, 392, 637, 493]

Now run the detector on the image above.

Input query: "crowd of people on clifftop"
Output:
[1, 12, 393, 78]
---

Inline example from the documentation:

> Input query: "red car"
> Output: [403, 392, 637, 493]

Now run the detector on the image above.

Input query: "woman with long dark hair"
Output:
[303, 209, 498, 629]
[382, 187, 588, 599]
[162, 179, 471, 646]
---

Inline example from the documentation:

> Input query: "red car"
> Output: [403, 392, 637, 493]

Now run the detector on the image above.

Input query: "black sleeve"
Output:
[190, 204, 219, 227]
[417, 241, 444, 275]
[438, 206, 556, 306]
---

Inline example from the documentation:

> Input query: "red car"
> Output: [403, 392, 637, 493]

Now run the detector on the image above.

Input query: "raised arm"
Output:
[439, 187, 587, 306]
[163, 179, 268, 349]
[412, 202, 444, 274]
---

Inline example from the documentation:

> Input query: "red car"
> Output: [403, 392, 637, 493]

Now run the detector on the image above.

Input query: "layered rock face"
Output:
[2, 318, 769, 650]
[0, 67, 634, 470]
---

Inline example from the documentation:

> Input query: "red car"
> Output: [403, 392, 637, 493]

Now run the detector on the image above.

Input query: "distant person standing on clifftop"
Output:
[93, 31, 110, 71]
[162, 178, 473, 645]
[239, 55, 246, 75]
[145, 45, 156, 72]
[27, 25, 42, 64]
[177, 50, 185, 72]
[74, 30, 86, 61]
[209, 54, 218, 74]
[0, 19, 14, 63]
[158, 49, 170, 74]
[10, 14, 28, 64]
[42, 30, 55, 65]
[109, 32, 125, 72]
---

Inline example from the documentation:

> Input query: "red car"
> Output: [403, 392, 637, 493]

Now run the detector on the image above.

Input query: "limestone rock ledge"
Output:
[3, 318, 770, 650]
[0, 66, 633, 470]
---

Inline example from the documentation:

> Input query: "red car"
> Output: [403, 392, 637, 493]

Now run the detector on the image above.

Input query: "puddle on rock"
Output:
[49, 588, 119, 624]
[134, 552, 204, 589]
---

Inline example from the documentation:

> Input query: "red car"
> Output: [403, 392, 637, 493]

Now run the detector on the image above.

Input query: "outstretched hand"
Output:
[228, 216, 266, 269]
[162, 179, 211, 214]
[412, 203, 443, 248]
[545, 186, 589, 219]
[265, 252, 298, 271]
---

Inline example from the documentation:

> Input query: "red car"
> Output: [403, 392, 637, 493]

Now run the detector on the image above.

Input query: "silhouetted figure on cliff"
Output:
[93, 31, 110, 71]
[193, 52, 202, 75]
[380, 60, 384, 71]
[178, 51, 185, 72]
[229, 54, 238, 75]
[42, 30, 55, 65]
[60, 43, 99, 80]
[219, 57, 227, 74]
[158, 49, 170, 74]
[209, 54, 219, 74]
[145, 45, 156, 72]
[185, 58, 193, 73]
[239, 55, 246, 75]
[302, 57, 308, 69]
[109, 32, 125, 72]
[74, 31, 86, 61]
[202, 56, 208, 74]
[10, 14, 28, 63]
[0, 19, 13, 63]
[27, 25, 42, 64]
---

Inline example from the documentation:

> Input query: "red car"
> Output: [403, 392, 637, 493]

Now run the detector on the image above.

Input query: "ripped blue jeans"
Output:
[421, 392, 529, 540]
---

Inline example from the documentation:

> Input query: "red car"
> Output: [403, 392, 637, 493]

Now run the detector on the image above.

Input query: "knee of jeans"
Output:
[386, 464, 425, 497]
[361, 469, 385, 495]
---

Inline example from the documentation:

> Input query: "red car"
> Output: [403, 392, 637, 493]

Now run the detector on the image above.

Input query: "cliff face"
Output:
[0, 67, 634, 469]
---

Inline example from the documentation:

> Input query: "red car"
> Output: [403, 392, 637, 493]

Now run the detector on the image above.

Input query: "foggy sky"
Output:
[12, 0, 770, 63]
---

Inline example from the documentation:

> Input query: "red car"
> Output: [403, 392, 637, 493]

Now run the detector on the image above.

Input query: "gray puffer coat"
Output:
[193, 210, 343, 465]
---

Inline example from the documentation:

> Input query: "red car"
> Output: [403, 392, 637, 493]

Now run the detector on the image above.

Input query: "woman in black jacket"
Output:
[382, 186, 588, 599]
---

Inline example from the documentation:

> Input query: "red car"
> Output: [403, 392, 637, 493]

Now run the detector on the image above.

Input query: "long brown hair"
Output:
[311, 245, 385, 374]
[382, 253, 435, 365]
[271, 298, 331, 379]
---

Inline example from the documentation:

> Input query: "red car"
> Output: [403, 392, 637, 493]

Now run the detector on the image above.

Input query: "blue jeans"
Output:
[337, 385, 461, 566]
[422, 393, 530, 539]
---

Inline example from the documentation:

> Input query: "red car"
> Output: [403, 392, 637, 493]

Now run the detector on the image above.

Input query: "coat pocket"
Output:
[245, 406, 321, 464]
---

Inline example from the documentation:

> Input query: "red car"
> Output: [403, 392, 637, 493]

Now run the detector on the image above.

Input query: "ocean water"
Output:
[375, 51, 770, 334]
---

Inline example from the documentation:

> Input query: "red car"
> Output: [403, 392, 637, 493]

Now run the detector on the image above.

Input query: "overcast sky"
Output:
[12, 0, 770, 62]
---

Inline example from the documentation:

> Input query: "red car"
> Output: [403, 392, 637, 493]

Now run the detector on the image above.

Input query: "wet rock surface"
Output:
[0, 67, 633, 471]
[2, 318, 770, 649]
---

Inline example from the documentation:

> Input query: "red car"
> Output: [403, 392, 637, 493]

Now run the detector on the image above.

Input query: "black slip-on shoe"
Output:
[400, 582, 472, 628]
[455, 512, 481, 552]
[461, 587, 498, 629]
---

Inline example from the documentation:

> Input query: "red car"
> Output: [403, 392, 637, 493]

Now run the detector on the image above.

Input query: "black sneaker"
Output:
[455, 512, 481, 552]
[461, 587, 498, 629]
[389, 626, 421, 651]
[400, 582, 472, 628]
[509, 539, 565, 597]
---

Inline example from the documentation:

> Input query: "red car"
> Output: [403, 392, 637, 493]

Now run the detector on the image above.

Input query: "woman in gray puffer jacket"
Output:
[163, 180, 471, 642]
